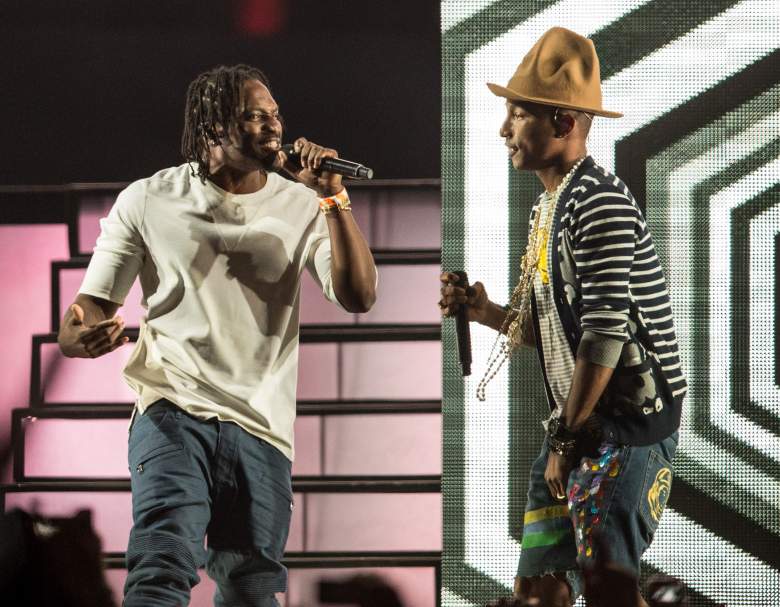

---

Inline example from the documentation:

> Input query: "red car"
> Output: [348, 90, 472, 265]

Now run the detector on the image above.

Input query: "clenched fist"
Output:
[280, 137, 343, 198]
[438, 272, 490, 323]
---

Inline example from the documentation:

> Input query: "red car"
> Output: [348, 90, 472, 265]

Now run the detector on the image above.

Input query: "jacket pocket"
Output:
[605, 339, 664, 417]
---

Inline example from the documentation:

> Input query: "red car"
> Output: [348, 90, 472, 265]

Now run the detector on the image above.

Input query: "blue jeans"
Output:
[124, 400, 293, 607]
[516, 432, 678, 599]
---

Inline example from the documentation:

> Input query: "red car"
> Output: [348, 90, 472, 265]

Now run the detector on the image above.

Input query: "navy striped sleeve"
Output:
[571, 183, 639, 367]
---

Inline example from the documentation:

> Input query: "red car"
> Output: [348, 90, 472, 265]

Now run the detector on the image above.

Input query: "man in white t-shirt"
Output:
[57, 64, 377, 607]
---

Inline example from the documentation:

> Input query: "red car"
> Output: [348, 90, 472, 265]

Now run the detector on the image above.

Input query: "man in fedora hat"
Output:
[440, 27, 686, 606]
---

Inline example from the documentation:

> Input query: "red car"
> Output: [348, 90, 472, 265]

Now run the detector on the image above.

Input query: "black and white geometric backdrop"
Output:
[441, 2, 779, 605]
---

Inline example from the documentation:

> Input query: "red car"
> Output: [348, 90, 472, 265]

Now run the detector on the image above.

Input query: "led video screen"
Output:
[441, 2, 779, 605]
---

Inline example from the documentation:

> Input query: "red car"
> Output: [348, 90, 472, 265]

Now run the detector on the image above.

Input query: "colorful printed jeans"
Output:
[124, 400, 293, 607]
[516, 432, 678, 599]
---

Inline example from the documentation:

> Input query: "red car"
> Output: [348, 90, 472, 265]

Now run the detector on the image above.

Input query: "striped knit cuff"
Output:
[577, 330, 625, 368]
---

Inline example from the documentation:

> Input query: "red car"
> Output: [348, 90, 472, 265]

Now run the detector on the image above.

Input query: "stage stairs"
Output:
[0, 178, 443, 607]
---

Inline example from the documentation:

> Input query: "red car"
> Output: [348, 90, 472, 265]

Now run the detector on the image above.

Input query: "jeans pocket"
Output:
[131, 443, 183, 475]
[128, 407, 183, 474]
[639, 449, 673, 536]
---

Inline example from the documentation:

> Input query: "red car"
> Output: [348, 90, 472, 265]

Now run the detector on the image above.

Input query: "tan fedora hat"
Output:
[487, 27, 622, 118]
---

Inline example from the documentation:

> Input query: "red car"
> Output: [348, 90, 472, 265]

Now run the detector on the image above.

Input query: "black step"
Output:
[35, 323, 439, 346]
[30, 324, 440, 405]
[1, 476, 442, 503]
[0, 184, 123, 225]
[10, 401, 442, 482]
[0, 179, 441, 199]
[53, 249, 440, 271]
[0, 179, 441, 255]
[50, 252, 441, 331]
[13, 399, 442, 416]
[102, 549, 442, 570]
[102, 549, 443, 607]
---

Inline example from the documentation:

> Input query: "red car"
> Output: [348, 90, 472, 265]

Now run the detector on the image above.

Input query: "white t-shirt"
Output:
[80, 164, 341, 460]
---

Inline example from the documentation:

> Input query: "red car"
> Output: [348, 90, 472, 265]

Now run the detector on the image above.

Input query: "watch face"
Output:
[548, 417, 559, 436]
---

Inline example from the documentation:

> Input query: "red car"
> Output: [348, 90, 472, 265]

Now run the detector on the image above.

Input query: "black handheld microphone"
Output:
[280, 144, 374, 180]
[454, 271, 472, 377]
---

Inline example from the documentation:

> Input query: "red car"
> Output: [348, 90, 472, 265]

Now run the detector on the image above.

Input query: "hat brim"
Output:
[486, 82, 623, 118]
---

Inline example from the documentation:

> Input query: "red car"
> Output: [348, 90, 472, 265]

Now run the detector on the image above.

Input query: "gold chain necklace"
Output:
[475, 157, 585, 402]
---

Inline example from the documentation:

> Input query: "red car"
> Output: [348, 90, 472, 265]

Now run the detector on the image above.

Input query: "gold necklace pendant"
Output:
[475, 157, 586, 402]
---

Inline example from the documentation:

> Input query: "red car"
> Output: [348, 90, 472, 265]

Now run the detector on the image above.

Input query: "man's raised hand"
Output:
[280, 137, 343, 197]
[59, 303, 128, 359]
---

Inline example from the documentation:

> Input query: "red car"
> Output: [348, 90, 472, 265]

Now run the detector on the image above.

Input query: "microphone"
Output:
[454, 271, 472, 376]
[280, 144, 374, 180]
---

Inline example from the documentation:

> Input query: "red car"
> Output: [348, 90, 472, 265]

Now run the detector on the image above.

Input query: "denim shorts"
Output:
[124, 400, 293, 607]
[516, 432, 678, 599]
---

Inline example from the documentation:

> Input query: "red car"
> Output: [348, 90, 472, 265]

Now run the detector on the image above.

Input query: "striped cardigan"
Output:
[539, 155, 687, 446]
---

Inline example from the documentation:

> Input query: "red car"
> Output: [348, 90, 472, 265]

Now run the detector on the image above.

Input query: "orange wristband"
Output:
[319, 189, 351, 214]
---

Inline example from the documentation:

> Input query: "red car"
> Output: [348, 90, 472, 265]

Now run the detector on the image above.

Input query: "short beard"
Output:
[258, 150, 282, 172]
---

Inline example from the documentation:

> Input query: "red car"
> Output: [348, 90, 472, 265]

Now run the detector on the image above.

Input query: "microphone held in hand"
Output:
[280, 144, 374, 180]
[454, 271, 472, 376]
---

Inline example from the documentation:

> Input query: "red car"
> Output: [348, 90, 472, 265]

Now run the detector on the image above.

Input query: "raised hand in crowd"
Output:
[645, 573, 691, 607]
[583, 534, 646, 607]
[0, 509, 116, 607]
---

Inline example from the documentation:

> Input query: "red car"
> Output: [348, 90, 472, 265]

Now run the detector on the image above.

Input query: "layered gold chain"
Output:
[475, 158, 585, 402]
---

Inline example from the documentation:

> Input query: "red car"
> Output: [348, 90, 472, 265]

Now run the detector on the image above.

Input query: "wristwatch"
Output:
[547, 416, 576, 440]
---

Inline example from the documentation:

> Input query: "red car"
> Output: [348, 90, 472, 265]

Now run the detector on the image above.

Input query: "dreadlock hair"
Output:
[181, 64, 272, 183]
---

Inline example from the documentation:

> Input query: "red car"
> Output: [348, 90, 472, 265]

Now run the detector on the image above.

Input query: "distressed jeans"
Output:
[517, 432, 678, 599]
